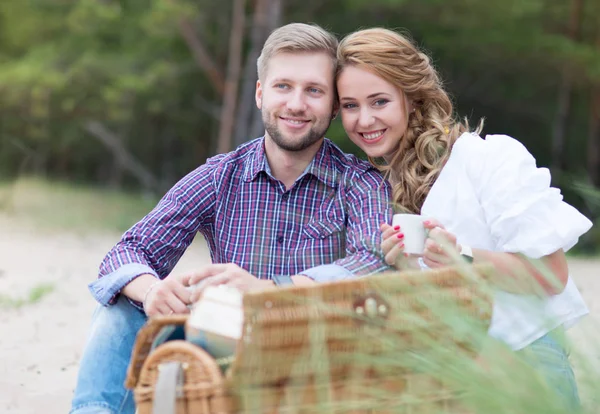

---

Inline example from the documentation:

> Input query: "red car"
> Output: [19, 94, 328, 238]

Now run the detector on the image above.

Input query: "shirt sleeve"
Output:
[299, 168, 394, 283]
[473, 134, 592, 258]
[89, 156, 223, 306]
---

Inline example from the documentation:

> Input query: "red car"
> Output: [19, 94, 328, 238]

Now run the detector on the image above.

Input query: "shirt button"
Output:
[277, 236, 284, 244]
[282, 193, 289, 201]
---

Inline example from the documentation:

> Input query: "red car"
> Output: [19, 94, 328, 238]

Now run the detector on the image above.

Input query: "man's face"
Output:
[256, 52, 337, 152]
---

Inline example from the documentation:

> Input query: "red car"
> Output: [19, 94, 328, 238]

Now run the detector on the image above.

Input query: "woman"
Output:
[336, 27, 592, 410]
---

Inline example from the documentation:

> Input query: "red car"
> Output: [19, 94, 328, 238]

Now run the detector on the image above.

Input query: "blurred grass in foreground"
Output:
[0, 176, 158, 233]
[229, 264, 600, 413]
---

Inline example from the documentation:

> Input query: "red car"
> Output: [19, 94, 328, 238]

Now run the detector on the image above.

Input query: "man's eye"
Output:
[308, 87, 322, 94]
[275, 84, 289, 89]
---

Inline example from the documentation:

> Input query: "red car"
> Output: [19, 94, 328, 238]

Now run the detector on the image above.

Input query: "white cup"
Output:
[391, 214, 427, 255]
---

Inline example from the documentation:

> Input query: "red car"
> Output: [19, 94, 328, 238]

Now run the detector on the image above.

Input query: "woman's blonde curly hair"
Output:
[337, 28, 483, 214]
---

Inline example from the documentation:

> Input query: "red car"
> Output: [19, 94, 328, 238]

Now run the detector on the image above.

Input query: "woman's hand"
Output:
[422, 219, 461, 268]
[380, 223, 406, 268]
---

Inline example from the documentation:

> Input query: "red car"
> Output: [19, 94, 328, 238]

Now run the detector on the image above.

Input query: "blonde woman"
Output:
[336, 27, 592, 410]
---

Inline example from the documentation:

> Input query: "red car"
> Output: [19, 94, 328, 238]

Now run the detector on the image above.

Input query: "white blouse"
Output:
[421, 132, 593, 350]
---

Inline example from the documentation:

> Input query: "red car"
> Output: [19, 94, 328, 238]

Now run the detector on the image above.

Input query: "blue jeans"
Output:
[518, 329, 581, 412]
[70, 297, 147, 414]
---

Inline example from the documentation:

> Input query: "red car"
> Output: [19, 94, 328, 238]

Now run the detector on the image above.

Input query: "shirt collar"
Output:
[242, 137, 268, 182]
[242, 137, 339, 188]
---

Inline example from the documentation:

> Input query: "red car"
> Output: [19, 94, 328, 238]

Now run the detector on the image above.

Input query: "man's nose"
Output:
[286, 91, 308, 113]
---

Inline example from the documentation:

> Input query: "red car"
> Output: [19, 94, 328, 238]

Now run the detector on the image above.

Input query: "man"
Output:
[70, 22, 392, 414]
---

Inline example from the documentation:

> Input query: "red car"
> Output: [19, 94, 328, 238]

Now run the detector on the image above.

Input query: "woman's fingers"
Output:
[423, 238, 458, 267]
[380, 223, 399, 240]
[423, 218, 445, 230]
[384, 239, 405, 267]
[381, 223, 404, 258]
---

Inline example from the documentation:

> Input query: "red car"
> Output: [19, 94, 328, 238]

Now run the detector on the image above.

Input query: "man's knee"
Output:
[70, 403, 117, 414]
[87, 296, 147, 341]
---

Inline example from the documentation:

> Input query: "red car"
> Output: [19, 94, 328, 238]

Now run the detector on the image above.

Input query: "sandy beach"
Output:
[1, 212, 599, 413]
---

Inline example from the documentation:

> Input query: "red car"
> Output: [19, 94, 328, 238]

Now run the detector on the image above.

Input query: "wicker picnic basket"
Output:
[126, 264, 495, 414]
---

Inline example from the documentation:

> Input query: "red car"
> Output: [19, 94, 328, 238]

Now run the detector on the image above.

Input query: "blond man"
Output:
[70, 23, 392, 414]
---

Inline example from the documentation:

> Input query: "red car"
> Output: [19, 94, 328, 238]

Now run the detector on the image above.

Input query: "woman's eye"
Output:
[374, 99, 389, 106]
[342, 103, 357, 109]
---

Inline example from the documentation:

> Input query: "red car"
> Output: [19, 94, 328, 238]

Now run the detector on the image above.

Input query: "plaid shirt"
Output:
[89, 137, 392, 307]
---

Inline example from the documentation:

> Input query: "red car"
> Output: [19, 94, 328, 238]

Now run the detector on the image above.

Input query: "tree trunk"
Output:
[551, 0, 584, 181]
[178, 18, 225, 95]
[84, 121, 160, 194]
[233, 0, 283, 148]
[216, 0, 247, 154]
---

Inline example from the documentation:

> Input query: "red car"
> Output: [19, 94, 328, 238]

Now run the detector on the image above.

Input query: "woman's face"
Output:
[337, 66, 410, 160]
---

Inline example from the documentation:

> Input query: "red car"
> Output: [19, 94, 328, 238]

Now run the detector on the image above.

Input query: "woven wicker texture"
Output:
[128, 264, 494, 413]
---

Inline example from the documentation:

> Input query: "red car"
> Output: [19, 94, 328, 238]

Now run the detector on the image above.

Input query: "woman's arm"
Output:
[470, 248, 568, 295]
[381, 220, 569, 296]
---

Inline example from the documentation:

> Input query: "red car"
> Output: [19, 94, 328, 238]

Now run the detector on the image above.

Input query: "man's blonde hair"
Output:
[257, 23, 338, 81]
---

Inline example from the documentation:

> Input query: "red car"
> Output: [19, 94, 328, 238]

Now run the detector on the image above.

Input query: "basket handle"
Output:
[125, 314, 189, 389]
[152, 361, 185, 414]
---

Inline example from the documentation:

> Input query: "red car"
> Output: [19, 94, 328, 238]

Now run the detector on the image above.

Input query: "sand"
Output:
[1, 213, 598, 413]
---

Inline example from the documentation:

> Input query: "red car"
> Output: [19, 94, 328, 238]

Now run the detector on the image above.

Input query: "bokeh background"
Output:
[2, 2, 600, 413]
[1, 0, 599, 249]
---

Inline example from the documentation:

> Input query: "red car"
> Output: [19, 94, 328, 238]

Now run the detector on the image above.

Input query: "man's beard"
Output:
[263, 111, 332, 152]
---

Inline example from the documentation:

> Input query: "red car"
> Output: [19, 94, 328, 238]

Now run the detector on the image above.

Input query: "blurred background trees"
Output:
[1, 0, 599, 246]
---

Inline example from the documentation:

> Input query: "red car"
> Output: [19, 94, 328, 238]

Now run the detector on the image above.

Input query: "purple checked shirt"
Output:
[89, 137, 393, 307]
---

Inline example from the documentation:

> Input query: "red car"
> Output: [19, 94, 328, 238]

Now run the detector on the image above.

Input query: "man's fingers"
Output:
[188, 264, 232, 286]
[190, 274, 230, 302]
[155, 303, 173, 316]
[177, 273, 193, 287]
[170, 281, 192, 305]
[165, 295, 190, 315]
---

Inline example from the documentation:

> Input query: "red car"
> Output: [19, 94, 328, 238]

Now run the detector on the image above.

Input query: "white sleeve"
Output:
[474, 134, 592, 258]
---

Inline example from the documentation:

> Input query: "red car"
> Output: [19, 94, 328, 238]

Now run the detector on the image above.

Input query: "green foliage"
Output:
[0, 282, 55, 309]
[0, 0, 598, 246]
[0, 177, 158, 233]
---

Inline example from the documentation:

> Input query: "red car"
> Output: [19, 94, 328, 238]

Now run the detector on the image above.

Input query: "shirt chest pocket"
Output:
[301, 218, 346, 240]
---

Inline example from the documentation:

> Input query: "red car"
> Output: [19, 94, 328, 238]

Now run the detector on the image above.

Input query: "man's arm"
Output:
[186, 169, 393, 293]
[297, 169, 393, 284]
[88, 159, 221, 306]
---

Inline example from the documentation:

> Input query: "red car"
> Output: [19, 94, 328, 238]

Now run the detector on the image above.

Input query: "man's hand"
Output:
[187, 264, 275, 303]
[144, 274, 193, 317]
[422, 219, 461, 268]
